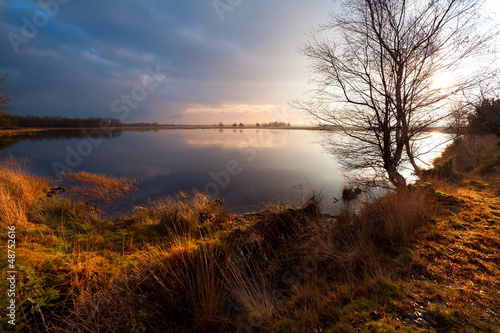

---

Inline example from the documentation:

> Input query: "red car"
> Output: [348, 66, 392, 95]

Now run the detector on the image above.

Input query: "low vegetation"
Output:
[61, 171, 139, 204]
[0, 134, 499, 332]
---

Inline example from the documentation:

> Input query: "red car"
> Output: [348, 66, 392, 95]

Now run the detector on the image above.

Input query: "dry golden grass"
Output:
[18, 192, 232, 332]
[61, 171, 138, 204]
[359, 187, 436, 246]
[3, 136, 499, 332]
[0, 156, 49, 227]
[222, 255, 276, 328]
[137, 192, 229, 240]
[130, 240, 231, 332]
[304, 186, 436, 282]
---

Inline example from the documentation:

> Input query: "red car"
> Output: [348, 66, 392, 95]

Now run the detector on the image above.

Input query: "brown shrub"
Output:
[304, 186, 436, 281]
[358, 187, 436, 247]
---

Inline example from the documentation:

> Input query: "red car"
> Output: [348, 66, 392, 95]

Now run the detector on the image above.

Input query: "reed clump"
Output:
[61, 171, 138, 204]
[150, 192, 229, 237]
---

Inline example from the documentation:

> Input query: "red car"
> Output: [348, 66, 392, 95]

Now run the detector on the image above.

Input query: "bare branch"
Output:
[295, 0, 497, 187]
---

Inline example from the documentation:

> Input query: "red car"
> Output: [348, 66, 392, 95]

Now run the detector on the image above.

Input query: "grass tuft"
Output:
[61, 171, 138, 204]
[0, 156, 49, 227]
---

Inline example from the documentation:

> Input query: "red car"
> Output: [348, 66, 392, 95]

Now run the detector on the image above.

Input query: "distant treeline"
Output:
[16, 116, 122, 128]
[123, 122, 177, 127]
[259, 121, 291, 127]
[222, 121, 291, 127]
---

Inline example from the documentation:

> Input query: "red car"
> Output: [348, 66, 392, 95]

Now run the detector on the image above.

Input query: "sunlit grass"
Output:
[61, 171, 139, 204]
[0, 156, 49, 227]
[1, 134, 499, 332]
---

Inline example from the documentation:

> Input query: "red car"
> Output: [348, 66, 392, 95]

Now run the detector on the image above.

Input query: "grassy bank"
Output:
[0, 129, 48, 137]
[0, 135, 499, 332]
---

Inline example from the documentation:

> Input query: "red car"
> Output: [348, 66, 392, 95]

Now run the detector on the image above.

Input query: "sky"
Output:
[0, 1, 498, 125]
[0, 0, 337, 125]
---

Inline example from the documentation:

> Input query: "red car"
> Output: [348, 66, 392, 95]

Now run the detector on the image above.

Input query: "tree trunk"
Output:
[405, 140, 420, 173]
[386, 162, 406, 188]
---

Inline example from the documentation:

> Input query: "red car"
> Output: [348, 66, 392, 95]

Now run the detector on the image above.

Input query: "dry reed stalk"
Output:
[61, 171, 138, 204]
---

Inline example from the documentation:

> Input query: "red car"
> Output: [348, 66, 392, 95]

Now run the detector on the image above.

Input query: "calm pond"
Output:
[0, 129, 449, 215]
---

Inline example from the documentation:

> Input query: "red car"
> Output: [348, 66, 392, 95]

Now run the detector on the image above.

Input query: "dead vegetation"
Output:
[1, 134, 499, 332]
[61, 171, 138, 204]
[0, 156, 49, 227]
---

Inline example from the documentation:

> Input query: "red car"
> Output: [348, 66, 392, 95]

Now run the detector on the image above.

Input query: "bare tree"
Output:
[0, 74, 11, 112]
[294, 0, 497, 187]
[448, 102, 470, 138]
[0, 74, 19, 129]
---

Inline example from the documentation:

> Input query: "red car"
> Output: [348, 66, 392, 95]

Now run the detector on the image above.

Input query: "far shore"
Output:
[0, 128, 49, 136]
[0, 125, 323, 135]
[0, 124, 454, 136]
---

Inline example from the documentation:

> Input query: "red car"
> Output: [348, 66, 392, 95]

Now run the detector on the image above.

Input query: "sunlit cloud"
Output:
[179, 104, 294, 125]
[184, 104, 278, 115]
[1, 0, 497, 124]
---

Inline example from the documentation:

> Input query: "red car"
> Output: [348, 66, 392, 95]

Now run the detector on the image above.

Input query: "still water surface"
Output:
[0, 129, 449, 214]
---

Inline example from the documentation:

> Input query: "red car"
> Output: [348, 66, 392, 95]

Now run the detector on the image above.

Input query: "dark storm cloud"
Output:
[0, 0, 334, 123]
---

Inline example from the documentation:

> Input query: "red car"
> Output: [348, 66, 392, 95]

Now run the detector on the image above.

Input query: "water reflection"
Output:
[0, 129, 344, 214]
[0, 129, 123, 155]
[0, 129, 450, 215]
[2, 129, 123, 144]
[184, 129, 289, 149]
[401, 131, 452, 181]
[0, 135, 24, 151]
